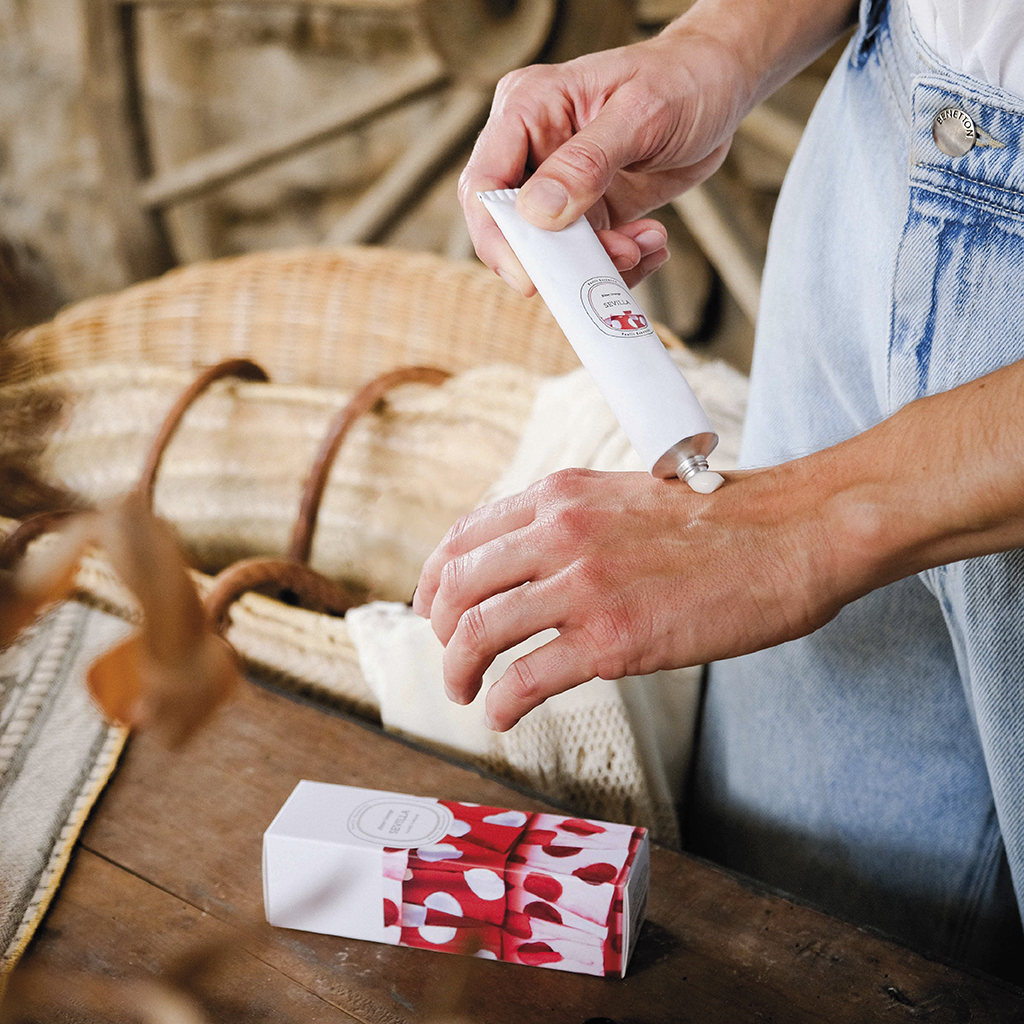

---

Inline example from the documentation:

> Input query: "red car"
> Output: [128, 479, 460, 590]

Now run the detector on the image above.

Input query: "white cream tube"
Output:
[479, 189, 721, 488]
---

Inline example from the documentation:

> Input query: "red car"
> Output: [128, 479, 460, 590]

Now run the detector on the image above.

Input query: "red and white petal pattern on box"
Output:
[505, 890, 611, 940]
[502, 909, 605, 948]
[506, 864, 619, 930]
[437, 801, 531, 853]
[400, 921, 504, 958]
[374, 803, 642, 975]
[501, 933, 608, 976]
[404, 866, 507, 926]
[508, 840, 631, 883]
[381, 848, 410, 943]
[519, 814, 637, 850]
[407, 836, 509, 873]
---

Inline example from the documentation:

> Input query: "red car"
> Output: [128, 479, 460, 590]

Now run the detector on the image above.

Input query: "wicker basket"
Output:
[4, 245, 601, 386]
[1, 244, 692, 784]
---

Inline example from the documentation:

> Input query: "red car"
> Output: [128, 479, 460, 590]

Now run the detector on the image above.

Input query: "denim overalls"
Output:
[689, 0, 1024, 979]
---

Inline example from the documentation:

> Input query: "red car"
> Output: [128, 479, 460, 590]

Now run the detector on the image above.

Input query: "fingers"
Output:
[441, 577, 570, 709]
[515, 91, 653, 231]
[463, 71, 669, 291]
[597, 218, 669, 280]
[465, 194, 669, 295]
[413, 491, 537, 619]
[458, 75, 545, 295]
[428, 527, 539, 646]
[622, 246, 671, 288]
[459, 168, 536, 296]
[483, 630, 597, 732]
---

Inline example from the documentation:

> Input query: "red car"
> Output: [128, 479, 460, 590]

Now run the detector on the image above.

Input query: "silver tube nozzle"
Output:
[674, 453, 710, 481]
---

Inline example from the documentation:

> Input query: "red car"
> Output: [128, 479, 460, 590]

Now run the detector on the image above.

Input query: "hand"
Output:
[459, 0, 859, 294]
[415, 359, 1024, 731]
[413, 465, 847, 731]
[459, 23, 752, 295]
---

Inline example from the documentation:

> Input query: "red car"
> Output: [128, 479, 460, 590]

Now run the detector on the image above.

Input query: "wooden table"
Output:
[14, 681, 1024, 1023]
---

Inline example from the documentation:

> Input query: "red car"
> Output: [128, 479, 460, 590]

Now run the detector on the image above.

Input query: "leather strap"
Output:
[287, 364, 450, 564]
[5, 361, 451, 634]
[137, 358, 269, 505]
[203, 556, 363, 632]
[206, 363, 449, 633]
[0, 509, 78, 570]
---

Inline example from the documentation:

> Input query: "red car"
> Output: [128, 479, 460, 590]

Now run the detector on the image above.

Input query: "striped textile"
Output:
[0, 600, 129, 982]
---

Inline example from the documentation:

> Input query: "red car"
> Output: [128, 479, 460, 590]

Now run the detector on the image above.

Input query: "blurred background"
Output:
[0, 0, 845, 371]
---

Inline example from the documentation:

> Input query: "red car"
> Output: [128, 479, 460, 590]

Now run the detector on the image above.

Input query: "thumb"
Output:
[516, 95, 648, 229]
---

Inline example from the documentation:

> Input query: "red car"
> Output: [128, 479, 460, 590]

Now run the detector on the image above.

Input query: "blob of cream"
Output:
[686, 470, 725, 494]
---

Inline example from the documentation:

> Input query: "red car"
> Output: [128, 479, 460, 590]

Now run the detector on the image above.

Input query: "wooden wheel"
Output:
[83, 0, 633, 278]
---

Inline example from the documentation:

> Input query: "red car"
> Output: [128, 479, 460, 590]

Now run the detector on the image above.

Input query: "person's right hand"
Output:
[459, 17, 755, 295]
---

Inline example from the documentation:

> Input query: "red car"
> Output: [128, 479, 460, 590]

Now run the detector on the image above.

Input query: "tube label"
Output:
[581, 277, 655, 338]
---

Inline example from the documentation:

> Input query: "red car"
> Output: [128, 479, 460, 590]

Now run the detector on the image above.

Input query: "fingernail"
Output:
[636, 228, 665, 252]
[497, 268, 525, 295]
[484, 711, 498, 731]
[519, 179, 568, 221]
[444, 684, 467, 706]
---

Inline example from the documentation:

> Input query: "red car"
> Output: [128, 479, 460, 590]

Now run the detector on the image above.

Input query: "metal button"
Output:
[932, 107, 976, 157]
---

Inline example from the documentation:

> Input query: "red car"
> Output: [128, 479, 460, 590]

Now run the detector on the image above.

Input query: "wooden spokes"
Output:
[138, 56, 447, 212]
[84, 0, 622, 271]
[421, 0, 557, 87]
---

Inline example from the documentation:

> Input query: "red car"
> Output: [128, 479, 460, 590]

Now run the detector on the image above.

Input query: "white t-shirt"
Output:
[905, 0, 1024, 97]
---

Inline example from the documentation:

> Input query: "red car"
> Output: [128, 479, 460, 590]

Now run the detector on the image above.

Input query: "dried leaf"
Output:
[0, 466, 79, 519]
[85, 634, 146, 726]
[130, 980, 211, 1024]
[88, 631, 238, 748]
[2, 493, 239, 746]
[2, 967, 211, 1024]
[0, 513, 96, 648]
[86, 493, 241, 747]
[0, 323, 78, 519]
[96, 494, 207, 661]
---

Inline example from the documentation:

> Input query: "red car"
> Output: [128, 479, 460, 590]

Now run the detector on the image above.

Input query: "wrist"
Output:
[706, 436, 924, 627]
[693, 457, 865, 640]
[815, 438, 910, 598]
[656, 3, 760, 125]
[662, 0, 858, 115]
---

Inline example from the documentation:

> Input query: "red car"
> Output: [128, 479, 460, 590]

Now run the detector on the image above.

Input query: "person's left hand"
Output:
[413, 464, 848, 731]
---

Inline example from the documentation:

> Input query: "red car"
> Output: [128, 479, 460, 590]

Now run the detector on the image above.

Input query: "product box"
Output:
[263, 781, 650, 977]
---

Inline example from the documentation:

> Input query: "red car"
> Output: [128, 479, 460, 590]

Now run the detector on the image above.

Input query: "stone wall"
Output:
[0, 2, 500, 322]
[0, 0, 128, 323]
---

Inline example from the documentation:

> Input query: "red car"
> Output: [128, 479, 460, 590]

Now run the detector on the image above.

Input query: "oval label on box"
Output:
[581, 277, 655, 338]
[347, 798, 454, 848]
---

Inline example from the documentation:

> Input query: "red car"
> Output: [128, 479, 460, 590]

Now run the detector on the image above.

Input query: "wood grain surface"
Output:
[14, 682, 1024, 1023]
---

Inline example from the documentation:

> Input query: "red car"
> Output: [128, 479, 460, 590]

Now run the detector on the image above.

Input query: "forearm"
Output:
[813, 360, 1024, 598]
[664, 0, 859, 118]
